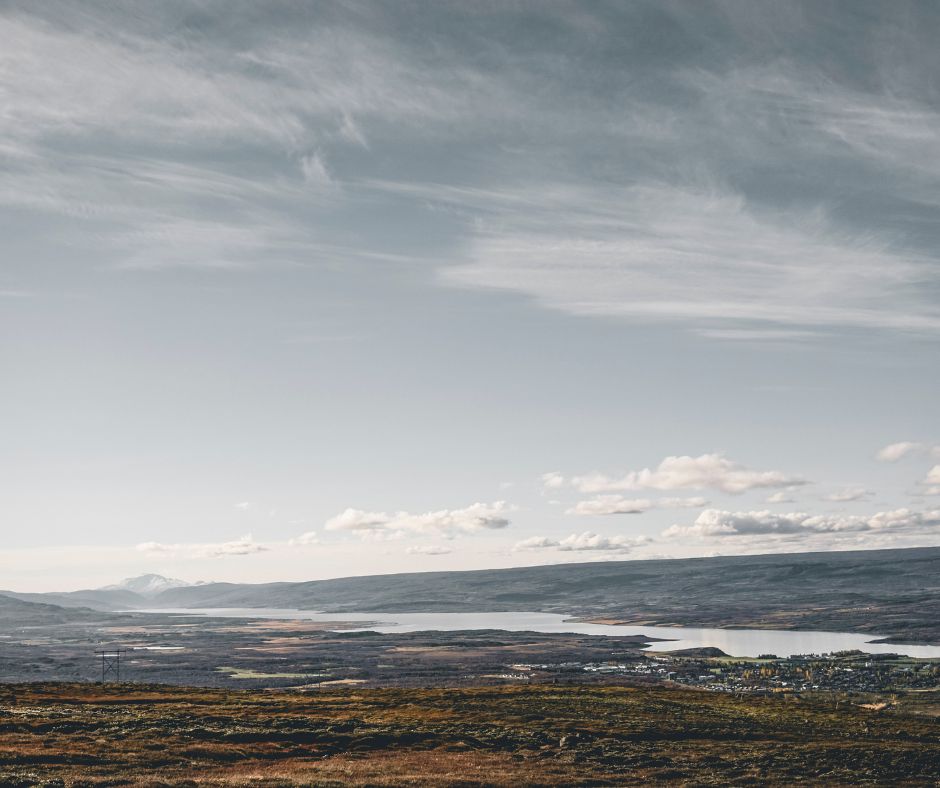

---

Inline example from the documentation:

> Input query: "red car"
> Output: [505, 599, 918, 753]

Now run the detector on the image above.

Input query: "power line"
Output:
[95, 648, 128, 683]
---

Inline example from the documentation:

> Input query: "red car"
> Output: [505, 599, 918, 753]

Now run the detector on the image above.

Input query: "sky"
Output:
[1, 1, 938, 592]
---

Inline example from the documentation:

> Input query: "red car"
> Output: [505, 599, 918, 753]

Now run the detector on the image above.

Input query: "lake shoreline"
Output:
[131, 608, 940, 659]
[574, 616, 940, 648]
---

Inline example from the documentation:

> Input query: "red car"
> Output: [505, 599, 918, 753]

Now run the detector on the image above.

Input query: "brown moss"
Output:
[0, 682, 937, 785]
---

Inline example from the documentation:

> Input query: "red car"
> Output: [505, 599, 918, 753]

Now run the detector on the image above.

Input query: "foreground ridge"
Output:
[1, 682, 938, 786]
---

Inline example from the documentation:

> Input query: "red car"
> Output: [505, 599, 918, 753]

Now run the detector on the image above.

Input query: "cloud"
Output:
[325, 502, 512, 538]
[235, 501, 251, 510]
[324, 508, 390, 532]
[875, 441, 940, 464]
[664, 508, 940, 540]
[824, 487, 872, 503]
[877, 442, 924, 462]
[695, 328, 819, 342]
[541, 472, 566, 490]
[426, 14, 940, 337]
[111, 217, 311, 271]
[0, 5, 518, 272]
[136, 534, 268, 558]
[406, 545, 452, 556]
[0, 2, 940, 341]
[765, 491, 796, 504]
[442, 180, 940, 333]
[289, 531, 319, 546]
[567, 497, 652, 516]
[568, 454, 805, 495]
[515, 531, 650, 553]
[566, 495, 709, 516]
[925, 466, 940, 486]
[0, 8, 487, 154]
[300, 151, 332, 186]
[3, 3, 940, 338]
[513, 536, 558, 550]
[657, 497, 711, 509]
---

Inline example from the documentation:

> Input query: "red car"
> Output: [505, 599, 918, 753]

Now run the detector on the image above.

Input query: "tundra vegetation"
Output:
[1, 682, 938, 786]
[1, 547, 938, 784]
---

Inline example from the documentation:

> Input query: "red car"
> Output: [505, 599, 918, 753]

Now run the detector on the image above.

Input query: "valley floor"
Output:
[1, 682, 938, 786]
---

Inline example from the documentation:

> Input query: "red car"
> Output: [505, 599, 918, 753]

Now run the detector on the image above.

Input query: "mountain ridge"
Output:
[102, 573, 196, 596]
[6, 546, 938, 643]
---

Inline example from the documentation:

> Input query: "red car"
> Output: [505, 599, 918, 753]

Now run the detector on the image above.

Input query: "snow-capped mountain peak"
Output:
[102, 574, 194, 596]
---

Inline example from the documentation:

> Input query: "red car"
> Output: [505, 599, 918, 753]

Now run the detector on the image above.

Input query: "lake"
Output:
[135, 608, 940, 659]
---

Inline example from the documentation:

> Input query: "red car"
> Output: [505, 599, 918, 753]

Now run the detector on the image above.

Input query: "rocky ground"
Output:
[1, 682, 938, 786]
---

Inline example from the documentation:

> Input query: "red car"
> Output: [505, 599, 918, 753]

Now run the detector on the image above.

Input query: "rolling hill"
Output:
[0, 593, 110, 626]
[14, 546, 936, 643]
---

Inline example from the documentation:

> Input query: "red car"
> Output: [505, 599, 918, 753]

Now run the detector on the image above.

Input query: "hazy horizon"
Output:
[2, 1, 939, 592]
[7, 543, 938, 597]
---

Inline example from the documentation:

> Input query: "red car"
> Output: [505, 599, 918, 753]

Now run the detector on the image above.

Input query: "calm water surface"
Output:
[136, 608, 940, 659]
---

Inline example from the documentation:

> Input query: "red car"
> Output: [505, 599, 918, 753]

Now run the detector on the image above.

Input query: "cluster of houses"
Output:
[504, 651, 939, 694]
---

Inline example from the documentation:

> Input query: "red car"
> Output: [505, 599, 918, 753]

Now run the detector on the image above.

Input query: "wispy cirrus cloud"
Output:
[0, 4, 517, 272]
[2, 1, 939, 338]
[0, 7, 488, 154]
[443, 181, 940, 333]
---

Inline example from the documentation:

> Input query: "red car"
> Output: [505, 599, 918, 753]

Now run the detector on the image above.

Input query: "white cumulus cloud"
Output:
[541, 472, 566, 490]
[570, 453, 805, 495]
[324, 508, 390, 532]
[924, 466, 940, 485]
[515, 531, 650, 553]
[325, 502, 513, 538]
[824, 487, 872, 503]
[567, 495, 709, 516]
[406, 545, 452, 556]
[664, 508, 940, 539]
[567, 497, 653, 516]
[136, 533, 267, 558]
[876, 442, 940, 462]
[656, 497, 711, 509]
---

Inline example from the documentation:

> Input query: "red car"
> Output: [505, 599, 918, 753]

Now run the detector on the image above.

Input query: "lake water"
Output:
[136, 608, 940, 659]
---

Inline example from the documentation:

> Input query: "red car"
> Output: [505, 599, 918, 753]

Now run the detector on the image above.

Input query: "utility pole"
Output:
[95, 648, 128, 683]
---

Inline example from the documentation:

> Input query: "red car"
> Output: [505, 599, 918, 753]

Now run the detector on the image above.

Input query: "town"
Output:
[503, 650, 940, 695]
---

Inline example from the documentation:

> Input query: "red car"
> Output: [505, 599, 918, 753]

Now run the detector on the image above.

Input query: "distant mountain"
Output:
[1, 587, 149, 611]
[144, 545, 940, 644]
[0, 574, 199, 612]
[0, 593, 110, 625]
[10, 546, 940, 643]
[103, 574, 195, 596]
